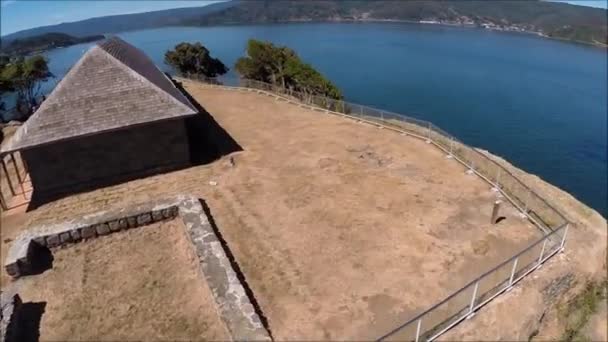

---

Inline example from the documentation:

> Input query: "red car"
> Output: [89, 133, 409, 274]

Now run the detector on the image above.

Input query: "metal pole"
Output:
[508, 257, 519, 287]
[449, 137, 454, 156]
[538, 239, 547, 265]
[1, 158, 17, 196]
[427, 122, 432, 142]
[380, 110, 384, 122]
[523, 189, 531, 212]
[560, 223, 569, 250]
[491, 200, 502, 224]
[496, 168, 501, 188]
[415, 318, 422, 342]
[10, 154, 26, 199]
[469, 281, 479, 314]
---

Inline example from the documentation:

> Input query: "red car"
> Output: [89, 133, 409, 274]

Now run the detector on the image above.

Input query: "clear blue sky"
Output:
[1, 0, 222, 36]
[0, 0, 605, 36]
[550, 0, 608, 8]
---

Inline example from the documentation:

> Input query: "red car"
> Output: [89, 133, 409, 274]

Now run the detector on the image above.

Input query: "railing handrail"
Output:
[375, 221, 567, 340]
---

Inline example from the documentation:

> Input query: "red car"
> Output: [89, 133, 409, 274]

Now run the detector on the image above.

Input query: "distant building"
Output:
[1, 37, 198, 203]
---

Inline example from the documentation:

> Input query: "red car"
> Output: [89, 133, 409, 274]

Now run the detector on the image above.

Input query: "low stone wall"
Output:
[5, 198, 180, 277]
[0, 288, 21, 342]
[3, 195, 271, 341]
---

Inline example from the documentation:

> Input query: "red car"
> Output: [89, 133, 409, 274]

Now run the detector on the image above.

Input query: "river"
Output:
[22, 23, 608, 217]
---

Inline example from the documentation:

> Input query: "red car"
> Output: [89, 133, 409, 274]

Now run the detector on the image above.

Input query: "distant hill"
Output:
[2, 0, 605, 47]
[0, 33, 105, 55]
[0, 1, 238, 43]
[186, 0, 607, 46]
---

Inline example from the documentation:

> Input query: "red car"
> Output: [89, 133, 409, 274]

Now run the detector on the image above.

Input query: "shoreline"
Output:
[189, 19, 608, 49]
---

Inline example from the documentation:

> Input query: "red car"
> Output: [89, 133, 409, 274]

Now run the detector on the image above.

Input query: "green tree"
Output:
[235, 39, 342, 100]
[0, 55, 53, 120]
[0, 56, 9, 123]
[164, 42, 228, 78]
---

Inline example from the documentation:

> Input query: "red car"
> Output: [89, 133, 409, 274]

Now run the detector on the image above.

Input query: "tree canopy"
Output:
[235, 39, 342, 100]
[164, 42, 228, 78]
[0, 55, 53, 120]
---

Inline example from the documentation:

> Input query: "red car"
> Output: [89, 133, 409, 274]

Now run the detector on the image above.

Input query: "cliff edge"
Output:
[443, 150, 607, 341]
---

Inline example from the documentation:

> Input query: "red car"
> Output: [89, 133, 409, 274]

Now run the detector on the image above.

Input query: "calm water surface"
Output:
[37, 23, 608, 216]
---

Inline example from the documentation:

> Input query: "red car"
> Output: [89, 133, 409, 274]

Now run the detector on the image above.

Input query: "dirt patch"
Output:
[14, 220, 229, 341]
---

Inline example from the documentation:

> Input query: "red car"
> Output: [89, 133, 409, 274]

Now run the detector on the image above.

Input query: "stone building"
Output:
[0, 37, 198, 203]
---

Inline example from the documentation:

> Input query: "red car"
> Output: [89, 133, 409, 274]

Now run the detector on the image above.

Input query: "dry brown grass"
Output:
[14, 220, 230, 341]
[1, 82, 545, 340]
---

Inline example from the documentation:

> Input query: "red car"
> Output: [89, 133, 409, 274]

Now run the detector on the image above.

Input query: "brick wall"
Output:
[22, 118, 190, 198]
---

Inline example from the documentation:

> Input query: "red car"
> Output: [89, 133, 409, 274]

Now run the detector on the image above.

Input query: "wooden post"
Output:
[10, 154, 26, 198]
[1, 158, 17, 196]
[491, 200, 502, 224]
[0, 188, 7, 211]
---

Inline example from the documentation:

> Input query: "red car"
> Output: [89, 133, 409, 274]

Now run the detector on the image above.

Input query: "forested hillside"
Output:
[1, 33, 104, 55]
[187, 0, 607, 45]
[2, 0, 606, 47]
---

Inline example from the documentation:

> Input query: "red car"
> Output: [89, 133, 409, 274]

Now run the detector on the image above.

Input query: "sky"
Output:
[0, 0, 606, 36]
[550, 0, 608, 8]
[0, 0, 222, 36]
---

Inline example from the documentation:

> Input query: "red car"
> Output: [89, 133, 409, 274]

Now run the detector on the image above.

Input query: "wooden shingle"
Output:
[2, 37, 197, 153]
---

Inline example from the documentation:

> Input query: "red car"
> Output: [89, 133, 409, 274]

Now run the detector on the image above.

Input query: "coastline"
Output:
[189, 19, 607, 49]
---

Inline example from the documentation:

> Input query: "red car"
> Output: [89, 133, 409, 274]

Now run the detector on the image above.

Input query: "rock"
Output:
[151, 210, 164, 222]
[81, 226, 96, 239]
[70, 229, 82, 241]
[32, 236, 46, 247]
[46, 234, 60, 248]
[59, 232, 73, 245]
[127, 216, 137, 228]
[108, 220, 121, 232]
[136, 213, 152, 226]
[95, 223, 110, 236]
[118, 219, 128, 229]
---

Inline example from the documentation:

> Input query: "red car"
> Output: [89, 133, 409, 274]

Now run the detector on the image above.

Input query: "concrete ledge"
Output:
[3, 194, 271, 341]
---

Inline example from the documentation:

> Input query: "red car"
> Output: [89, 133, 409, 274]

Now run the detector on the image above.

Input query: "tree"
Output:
[164, 42, 228, 78]
[0, 55, 53, 120]
[234, 39, 342, 100]
[0, 56, 10, 121]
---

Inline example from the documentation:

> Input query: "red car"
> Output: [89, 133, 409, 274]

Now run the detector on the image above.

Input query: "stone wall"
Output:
[4, 195, 271, 341]
[0, 289, 21, 342]
[21, 118, 190, 198]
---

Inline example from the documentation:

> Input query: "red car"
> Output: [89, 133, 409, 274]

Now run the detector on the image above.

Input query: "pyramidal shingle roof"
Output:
[2, 36, 197, 153]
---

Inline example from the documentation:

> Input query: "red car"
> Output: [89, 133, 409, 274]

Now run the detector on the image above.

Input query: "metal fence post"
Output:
[359, 105, 363, 120]
[468, 281, 479, 318]
[560, 223, 569, 251]
[415, 318, 422, 342]
[426, 122, 432, 143]
[496, 168, 501, 188]
[537, 239, 547, 266]
[447, 137, 454, 159]
[508, 257, 519, 289]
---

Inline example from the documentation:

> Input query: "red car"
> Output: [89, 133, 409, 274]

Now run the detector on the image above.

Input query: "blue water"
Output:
[23, 23, 608, 217]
